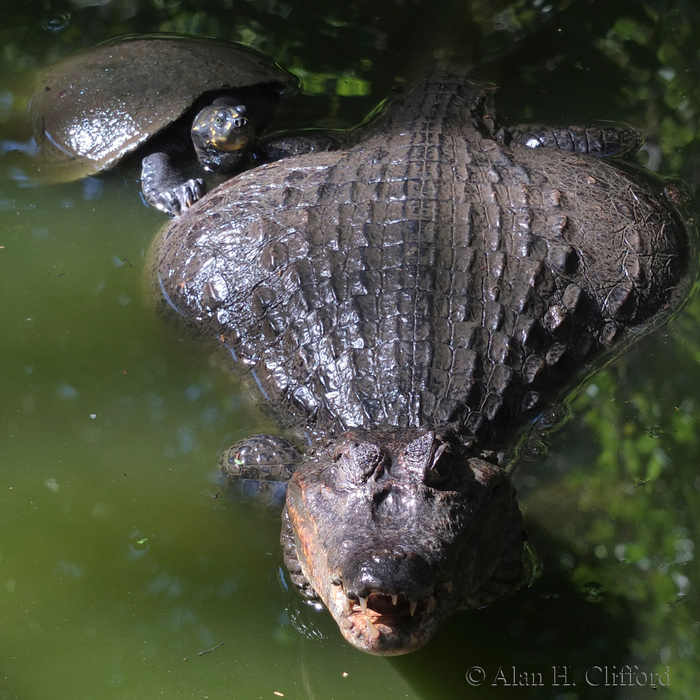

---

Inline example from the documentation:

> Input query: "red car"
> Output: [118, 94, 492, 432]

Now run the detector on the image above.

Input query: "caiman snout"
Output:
[340, 545, 435, 601]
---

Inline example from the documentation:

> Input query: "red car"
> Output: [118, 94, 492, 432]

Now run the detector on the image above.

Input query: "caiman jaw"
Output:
[326, 579, 458, 655]
[285, 488, 458, 655]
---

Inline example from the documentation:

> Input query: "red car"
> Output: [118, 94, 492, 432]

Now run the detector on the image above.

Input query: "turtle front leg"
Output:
[141, 152, 206, 215]
[501, 123, 642, 158]
[220, 434, 301, 505]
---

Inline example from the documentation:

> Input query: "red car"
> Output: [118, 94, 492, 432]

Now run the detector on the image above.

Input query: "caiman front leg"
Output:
[254, 130, 348, 163]
[141, 152, 206, 216]
[501, 123, 642, 158]
[220, 434, 317, 596]
[219, 434, 301, 504]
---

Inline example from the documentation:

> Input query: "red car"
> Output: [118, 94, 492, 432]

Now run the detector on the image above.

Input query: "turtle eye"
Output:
[214, 114, 224, 127]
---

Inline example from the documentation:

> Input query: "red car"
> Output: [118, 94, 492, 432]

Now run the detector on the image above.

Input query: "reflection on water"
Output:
[40, 14, 72, 33]
[1, 0, 700, 698]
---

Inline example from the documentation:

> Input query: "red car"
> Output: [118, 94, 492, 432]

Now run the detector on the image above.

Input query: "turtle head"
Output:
[191, 101, 254, 172]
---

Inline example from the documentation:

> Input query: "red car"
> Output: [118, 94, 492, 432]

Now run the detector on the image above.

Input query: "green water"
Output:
[2, 1, 700, 698]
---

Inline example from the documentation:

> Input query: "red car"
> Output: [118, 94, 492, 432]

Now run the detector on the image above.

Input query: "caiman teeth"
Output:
[366, 617, 380, 640]
[331, 579, 354, 615]
[343, 589, 444, 621]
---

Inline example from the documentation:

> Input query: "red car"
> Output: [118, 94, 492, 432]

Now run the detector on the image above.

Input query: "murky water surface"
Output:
[1, 1, 699, 698]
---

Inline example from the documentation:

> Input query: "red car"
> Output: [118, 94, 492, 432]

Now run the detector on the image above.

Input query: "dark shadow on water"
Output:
[391, 524, 634, 700]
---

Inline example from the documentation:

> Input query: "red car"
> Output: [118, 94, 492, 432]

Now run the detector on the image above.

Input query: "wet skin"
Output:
[153, 65, 693, 654]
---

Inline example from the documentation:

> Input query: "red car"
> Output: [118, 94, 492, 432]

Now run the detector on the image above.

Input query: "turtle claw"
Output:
[141, 152, 207, 215]
[156, 179, 206, 216]
[183, 178, 206, 207]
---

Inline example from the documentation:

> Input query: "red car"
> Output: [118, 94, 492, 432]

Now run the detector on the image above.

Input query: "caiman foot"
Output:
[220, 434, 301, 504]
[501, 123, 642, 158]
[255, 130, 346, 163]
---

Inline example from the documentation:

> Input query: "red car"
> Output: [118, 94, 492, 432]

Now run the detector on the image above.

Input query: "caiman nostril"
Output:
[371, 546, 407, 562]
[343, 549, 434, 600]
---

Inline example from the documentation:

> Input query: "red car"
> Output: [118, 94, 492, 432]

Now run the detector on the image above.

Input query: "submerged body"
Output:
[153, 65, 694, 654]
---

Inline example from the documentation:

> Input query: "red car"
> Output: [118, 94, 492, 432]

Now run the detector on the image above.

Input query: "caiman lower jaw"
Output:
[327, 580, 457, 656]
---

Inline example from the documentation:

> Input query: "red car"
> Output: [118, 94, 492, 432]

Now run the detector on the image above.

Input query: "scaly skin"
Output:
[152, 66, 694, 654]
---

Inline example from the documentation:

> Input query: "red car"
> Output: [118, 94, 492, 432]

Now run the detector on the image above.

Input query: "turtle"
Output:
[29, 34, 299, 215]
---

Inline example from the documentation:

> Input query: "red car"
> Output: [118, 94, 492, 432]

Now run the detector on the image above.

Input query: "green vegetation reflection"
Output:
[1, 0, 699, 698]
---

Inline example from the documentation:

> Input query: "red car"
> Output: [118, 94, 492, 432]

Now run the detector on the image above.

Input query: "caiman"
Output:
[151, 61, 694, 655]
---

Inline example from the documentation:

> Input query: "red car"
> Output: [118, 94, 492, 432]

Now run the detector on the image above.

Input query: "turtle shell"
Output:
[30, 34, 299, 180]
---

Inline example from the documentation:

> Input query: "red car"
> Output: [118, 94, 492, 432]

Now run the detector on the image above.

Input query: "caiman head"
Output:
[282, 427, 533, 655]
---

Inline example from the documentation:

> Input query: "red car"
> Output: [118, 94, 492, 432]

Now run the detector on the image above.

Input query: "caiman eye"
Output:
[423, 443, 455, 490]
[324, 440, 384, 490]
